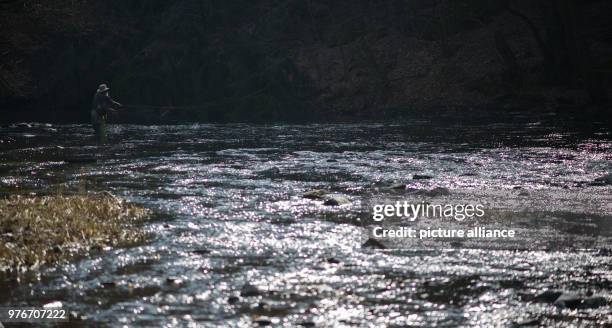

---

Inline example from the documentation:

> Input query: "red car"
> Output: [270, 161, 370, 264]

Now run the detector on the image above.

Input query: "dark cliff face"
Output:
[1, 0, 611, 123]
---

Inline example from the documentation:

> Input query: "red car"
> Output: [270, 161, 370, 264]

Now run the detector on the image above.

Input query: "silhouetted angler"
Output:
[91, 83, 122, 143]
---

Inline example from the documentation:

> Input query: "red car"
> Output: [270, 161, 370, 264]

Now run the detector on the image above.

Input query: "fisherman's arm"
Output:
[104, 95, 123, 109]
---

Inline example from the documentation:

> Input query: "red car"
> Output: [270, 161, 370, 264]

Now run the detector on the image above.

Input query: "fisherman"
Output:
[91, 83, 122, 143]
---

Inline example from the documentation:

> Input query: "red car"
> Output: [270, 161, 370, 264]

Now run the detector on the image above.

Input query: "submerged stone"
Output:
[513, 318, 540, 326]
[553, 293, 607, 309]
[101, 281, 117, 288]
[254, 316, 272, 326]
[166, 276, 183, 285]
[581, 296, 607, 308]
[362, 238, 386, 249]
[593, 173, 612, 185]
[413, 174, 433, 180]
[389, 183, 406, 190]
[302, 189, 327, 199]
[326, 257, 341, 264]
[534, 290, 563, 303]
[192, 249, 211, 255]
[323, 195, 349, 206]
[241, 283, 262, 297]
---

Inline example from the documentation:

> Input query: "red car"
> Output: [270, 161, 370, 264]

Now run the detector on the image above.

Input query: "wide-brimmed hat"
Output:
[97, 84, 110, 93]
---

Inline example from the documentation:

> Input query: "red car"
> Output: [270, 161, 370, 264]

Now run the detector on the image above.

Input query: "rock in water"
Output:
[303, 189, 327, 199]
[534, 290, 563, 303]
[227, 296, 240, 304]
[323, 195, 349, 206]
[326, 257, 341, 264]
[552, 293, 581, 308]
[362, 238, 386, 249]
[513, 318, 540, 326]
[166, 276, 183, 285]
[593, 173, 612, 185]
[254, 316, 272, 326]
[101, 281, 117, 288]
[389, 183, 406, 190]
[413, 174, 433, 180]
[553, 293, 607, 309]
[240, 283, 262, 297]
[581, 296, 607, 308]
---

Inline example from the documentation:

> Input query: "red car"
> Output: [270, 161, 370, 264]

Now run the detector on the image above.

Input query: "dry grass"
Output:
[0, 192, 148, 272]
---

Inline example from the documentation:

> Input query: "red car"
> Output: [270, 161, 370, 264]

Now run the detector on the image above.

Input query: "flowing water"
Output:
[0, 111, 611, 327]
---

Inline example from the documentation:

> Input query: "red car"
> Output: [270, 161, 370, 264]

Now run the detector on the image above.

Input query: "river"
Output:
[0, 110, 611, 327]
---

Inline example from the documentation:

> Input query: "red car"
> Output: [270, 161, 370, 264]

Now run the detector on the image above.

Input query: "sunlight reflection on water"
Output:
[0, 114, 611, 326]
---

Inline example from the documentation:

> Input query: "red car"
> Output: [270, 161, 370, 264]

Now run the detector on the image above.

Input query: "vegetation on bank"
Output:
[0, 192, 148, 272]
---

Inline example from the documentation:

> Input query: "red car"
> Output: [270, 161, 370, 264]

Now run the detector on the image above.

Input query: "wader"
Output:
[91, 109, 107, 144]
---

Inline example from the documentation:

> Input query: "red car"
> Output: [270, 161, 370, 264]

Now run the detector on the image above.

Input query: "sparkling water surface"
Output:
[0, 111, 611, 327]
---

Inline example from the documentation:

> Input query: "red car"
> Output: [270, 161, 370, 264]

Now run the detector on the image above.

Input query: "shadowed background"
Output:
[1, 0, 611, 122]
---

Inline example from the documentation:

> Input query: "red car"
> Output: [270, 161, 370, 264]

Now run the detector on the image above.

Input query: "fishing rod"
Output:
[119, 84, 271, 112]
[121, 104, 199, 111]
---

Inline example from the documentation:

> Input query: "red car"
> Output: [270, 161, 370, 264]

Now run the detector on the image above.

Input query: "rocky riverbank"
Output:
[0, 193, 148, 272]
